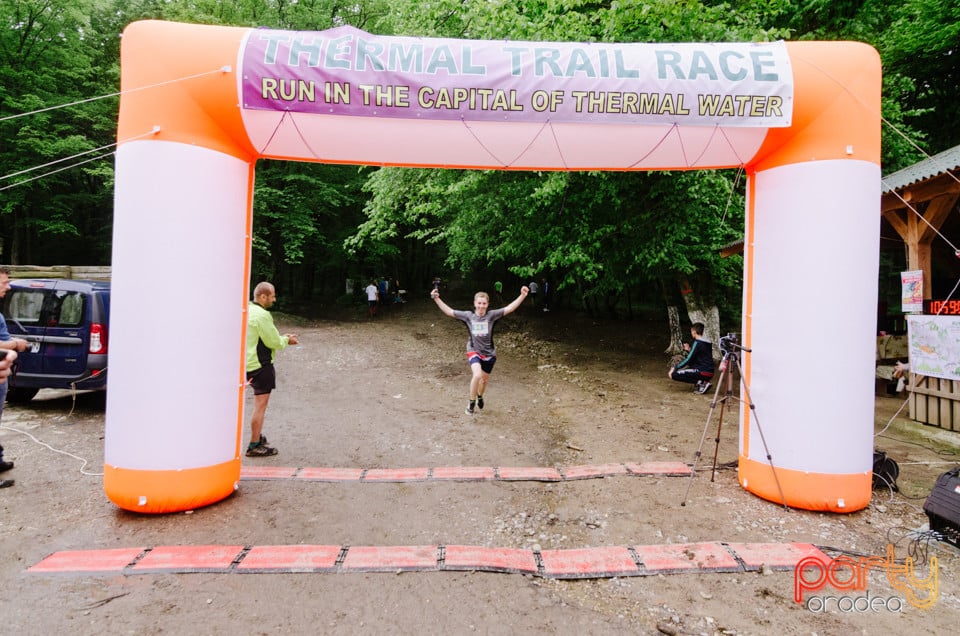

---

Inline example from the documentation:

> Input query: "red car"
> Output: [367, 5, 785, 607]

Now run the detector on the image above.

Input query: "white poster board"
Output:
[901, 270, 923, 313]
[907, 314, 960, 381]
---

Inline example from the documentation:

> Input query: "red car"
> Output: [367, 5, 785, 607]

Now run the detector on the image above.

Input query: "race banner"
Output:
[241, 26, 794, 127]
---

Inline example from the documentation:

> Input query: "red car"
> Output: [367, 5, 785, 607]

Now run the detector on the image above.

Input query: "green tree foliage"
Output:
[879, 0, 960, 156]
[0, 0, 120, 263]
[352, 164, 744, 315]
[0, 0, 955, 318]
[252, 160, 371, 304]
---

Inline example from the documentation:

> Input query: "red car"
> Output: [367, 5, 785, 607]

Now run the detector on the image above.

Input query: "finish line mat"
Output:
[31, 461, 776, 578]
[28, 542, 827, 578]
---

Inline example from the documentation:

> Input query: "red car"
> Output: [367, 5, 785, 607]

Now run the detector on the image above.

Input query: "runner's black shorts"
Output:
[467, 352, 496, 374]
[247, 364, 276, 394]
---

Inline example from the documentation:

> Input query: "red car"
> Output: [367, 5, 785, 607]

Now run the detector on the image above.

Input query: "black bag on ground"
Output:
[872, 450, 899, 492]
[923, 466, 960, 547]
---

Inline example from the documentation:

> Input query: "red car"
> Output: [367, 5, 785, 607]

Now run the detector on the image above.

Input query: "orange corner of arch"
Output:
[117, 20, 257, 161]
[103, 460, 241, 514]
[738, 456, 871, 513]
[748, 40, 881, 172]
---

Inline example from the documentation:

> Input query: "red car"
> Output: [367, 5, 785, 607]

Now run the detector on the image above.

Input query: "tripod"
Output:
[680, 339, 788, 509]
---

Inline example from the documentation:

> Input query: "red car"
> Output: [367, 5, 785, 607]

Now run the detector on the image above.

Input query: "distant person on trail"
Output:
[245, 281, 299, 457]
[431, 285, 529, 415]
[365, 280, 379, 317]
[528, 280, 539, 308]
[668, 322, 715, 394]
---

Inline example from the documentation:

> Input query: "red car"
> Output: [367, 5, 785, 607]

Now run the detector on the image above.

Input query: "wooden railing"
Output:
[1, 265, 111, 281]
[908, 375, 960, 432]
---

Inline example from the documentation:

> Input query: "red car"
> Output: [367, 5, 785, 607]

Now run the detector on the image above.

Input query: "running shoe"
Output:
[246, 442, 278, 457]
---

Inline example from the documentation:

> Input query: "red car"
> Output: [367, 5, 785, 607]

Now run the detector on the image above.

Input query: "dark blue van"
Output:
[1, 279, 110, 402]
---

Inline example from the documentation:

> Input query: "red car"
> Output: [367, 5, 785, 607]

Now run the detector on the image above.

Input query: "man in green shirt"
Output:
[245, 281, 298, 457]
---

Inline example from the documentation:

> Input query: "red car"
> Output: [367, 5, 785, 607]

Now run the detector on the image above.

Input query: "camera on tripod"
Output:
[682, 329, 781, 508]
[719, 332, 739, 355]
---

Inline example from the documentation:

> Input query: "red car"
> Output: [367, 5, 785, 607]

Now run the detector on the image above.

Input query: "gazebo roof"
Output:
[882, 145, 960, 193]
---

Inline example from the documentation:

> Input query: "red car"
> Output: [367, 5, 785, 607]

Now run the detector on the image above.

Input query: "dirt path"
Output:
[1, 297, 958, 634]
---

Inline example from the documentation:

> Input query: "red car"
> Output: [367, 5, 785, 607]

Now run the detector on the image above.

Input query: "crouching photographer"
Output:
[668, 322, 715, 394]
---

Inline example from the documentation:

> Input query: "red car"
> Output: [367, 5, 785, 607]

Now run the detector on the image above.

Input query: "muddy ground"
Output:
[1, 294, 958, 635]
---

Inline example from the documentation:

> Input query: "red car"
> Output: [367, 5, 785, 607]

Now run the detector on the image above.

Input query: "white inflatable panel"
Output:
[106, 141, 251, 470]
[741, 159, 879, 475]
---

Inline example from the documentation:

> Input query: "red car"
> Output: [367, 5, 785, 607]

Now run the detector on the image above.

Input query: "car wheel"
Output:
[6, 387, 39, 403]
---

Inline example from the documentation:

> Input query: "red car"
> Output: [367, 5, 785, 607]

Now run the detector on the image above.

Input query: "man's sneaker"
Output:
[696, 381, 712, 395]
[476, 396, 484, 410]
[246, 441, 278, 457]
[0, 479, 13, 488]
[0, 461, 13, 473]
[465, 402, 476, 415]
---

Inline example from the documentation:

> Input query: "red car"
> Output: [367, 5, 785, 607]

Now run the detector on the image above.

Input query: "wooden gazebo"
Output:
[881, 145, 960, 301]
[881, 145, 960, 431]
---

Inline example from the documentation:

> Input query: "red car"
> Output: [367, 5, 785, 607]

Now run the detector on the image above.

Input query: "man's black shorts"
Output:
[247, 364, 276, 395]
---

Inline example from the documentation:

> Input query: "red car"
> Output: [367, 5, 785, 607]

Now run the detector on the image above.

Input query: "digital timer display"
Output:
[925, 300, 960, 315]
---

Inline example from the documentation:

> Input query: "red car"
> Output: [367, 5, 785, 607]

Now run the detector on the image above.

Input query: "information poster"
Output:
[901, 270, 923, 313]
[907, 314, 960, 381]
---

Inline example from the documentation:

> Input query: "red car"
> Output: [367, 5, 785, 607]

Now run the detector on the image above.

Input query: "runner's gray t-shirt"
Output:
[452, 308, 505, 356]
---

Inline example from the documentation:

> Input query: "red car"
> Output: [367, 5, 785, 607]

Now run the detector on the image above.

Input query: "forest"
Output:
[1, 0, 957, 321]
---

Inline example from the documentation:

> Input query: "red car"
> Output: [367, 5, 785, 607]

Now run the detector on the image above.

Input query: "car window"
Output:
[59, 292, 84, 325]
[7, 289, 86, 328]
[7, 290, 44, 324]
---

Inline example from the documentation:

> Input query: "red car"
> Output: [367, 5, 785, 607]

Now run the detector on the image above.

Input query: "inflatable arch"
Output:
[106, 20, 880, 513]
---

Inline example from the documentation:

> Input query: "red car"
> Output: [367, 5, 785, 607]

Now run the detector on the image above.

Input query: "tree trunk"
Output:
[681, 296, 722, 363]
[669, 275, 722, 361]
[665, 305, 685, 356]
